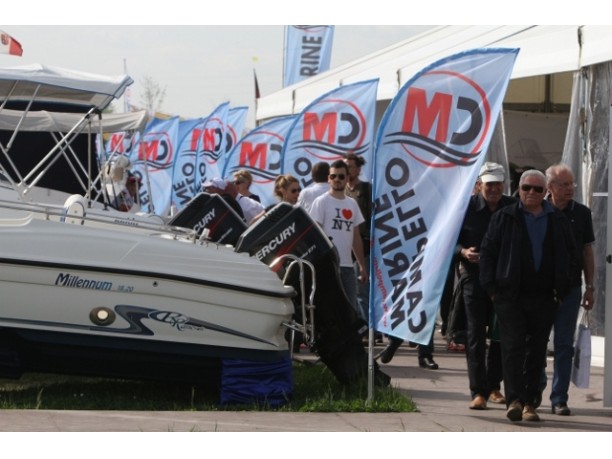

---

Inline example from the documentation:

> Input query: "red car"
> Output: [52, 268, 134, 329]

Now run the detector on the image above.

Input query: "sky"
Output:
[1, 1, 603, 130]
[0, 24, 433, 128]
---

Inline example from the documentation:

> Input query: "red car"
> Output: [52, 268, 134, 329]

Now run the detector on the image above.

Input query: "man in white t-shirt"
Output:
[297, 161, 330, 213]
[310, 160, 368, 314]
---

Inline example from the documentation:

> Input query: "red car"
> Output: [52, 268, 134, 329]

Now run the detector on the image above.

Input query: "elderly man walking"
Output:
[456, 162, 516, 410]
[479, 169, 577, 422]
[544, 163, 595, 416]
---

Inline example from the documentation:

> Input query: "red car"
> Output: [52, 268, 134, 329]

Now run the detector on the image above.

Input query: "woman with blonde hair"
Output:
[232, 169, 260, 202]
[250, 174, 300, 225]
[273, 174, 301, 205]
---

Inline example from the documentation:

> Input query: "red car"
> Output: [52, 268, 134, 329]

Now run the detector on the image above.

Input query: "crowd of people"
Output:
[114, 155, 594, 424]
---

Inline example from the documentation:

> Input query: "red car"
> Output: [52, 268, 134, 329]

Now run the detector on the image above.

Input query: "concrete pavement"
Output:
[0, 332, 611, 432]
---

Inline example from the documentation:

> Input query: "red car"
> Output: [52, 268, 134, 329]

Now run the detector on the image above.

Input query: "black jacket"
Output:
[479, 201, 578, 301]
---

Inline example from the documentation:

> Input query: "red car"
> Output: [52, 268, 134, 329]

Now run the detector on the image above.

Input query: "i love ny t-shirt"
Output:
[310, 193, 364, 267]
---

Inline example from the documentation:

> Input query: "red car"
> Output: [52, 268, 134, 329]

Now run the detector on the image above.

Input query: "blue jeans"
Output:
[550, 286, 582, 405]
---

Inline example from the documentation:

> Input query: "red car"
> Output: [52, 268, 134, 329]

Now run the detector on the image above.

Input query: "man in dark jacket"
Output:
[456, 162, 516, 411]
[479, 169, 577, 423]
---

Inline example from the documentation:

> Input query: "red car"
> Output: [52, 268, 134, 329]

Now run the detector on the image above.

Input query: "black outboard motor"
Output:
[168, 192, 246, 246]
[236, 202, 390, 387]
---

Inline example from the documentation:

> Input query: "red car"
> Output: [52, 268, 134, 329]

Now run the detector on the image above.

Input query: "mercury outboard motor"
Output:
[168, 192, 246, 246]
[236, 202, 390, 387]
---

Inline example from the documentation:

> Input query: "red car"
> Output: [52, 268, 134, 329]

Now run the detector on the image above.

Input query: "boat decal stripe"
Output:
[0, 257, 294, 298]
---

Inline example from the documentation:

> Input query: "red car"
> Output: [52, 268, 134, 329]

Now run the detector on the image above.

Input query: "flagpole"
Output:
[123, 58, 131, 114]
[282, 26, 287, 88]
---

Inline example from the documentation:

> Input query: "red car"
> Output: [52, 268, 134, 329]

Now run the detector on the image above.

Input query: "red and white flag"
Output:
[0, 30, 23, 56]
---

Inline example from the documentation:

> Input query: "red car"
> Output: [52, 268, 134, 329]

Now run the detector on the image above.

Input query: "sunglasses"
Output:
[233, 180, 244, 185]
[520, 184, 544, 193]
[329, 173, 346, 180]
[289, 187, 301, 194]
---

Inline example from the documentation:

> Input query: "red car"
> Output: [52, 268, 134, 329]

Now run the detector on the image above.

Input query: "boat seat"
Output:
[60, 194, 87, 225]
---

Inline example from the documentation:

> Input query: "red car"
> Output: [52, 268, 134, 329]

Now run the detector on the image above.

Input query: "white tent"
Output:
[257, 25, 612, 407]
[256, 25, 612, 121]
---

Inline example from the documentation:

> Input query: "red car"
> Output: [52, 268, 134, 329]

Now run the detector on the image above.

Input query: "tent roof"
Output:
[0, 63, 133, 111]
[256, 25, 612, 121]
[0, 108, 148, 133]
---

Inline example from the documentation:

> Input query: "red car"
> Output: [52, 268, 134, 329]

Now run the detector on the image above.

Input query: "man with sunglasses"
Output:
[310, 160, 368, 317]
[479, 169, 577, 423]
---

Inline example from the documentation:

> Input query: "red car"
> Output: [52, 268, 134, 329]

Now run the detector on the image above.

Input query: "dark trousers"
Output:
[386, 327, 435, 360]
[439, 263, 456, 336]
[463, 275, 503, 398]
[494, 293, 556, 407]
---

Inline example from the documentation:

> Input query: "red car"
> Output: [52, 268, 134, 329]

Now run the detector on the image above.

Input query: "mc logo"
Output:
[299, 99, 370, 160]
[138, 131, 174, 170]
[288, 99, 370, 188]
[194, 117, 225, 164]
[390, 70, 491, 169]
[107, 132, 133, 155]
[231, 130, 285, 184]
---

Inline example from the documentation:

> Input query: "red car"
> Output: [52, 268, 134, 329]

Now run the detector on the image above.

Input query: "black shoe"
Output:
[379, 338, 403, 364]
[552, 402, 571, 416]
[418, 357, 439, 370]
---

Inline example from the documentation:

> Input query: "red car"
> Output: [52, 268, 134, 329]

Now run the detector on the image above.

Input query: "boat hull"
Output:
[0, 214, 294, 382]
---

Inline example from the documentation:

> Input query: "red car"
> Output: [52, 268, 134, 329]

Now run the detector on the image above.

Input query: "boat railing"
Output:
[269, 254, 316, 353]
[0, 196, 202, 243]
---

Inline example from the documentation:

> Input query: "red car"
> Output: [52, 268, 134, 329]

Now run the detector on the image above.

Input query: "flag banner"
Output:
[102, 131, 139, 161]
[171, 118, 205, 212]
[281, 79, 378, 189]
[0, 30, 23, 56]
[195, 102, 230, 188]
[132, 116, 179, 217]
[99, 130, 140, 199]
[223, 115, 296, 208]
[371, 48, 518, 345]
[225, 106, 249, 161]
[283, 25, 334, 87]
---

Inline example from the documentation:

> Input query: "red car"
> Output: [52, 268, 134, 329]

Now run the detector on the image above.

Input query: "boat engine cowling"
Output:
[236, 202, 390, 387]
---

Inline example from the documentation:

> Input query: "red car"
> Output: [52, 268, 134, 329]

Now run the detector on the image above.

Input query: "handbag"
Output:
[571, 311, 591, 388]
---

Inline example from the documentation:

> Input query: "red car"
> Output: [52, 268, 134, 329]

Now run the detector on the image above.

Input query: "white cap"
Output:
[479, 162, 505, 183]
[202, 177, 227, 190]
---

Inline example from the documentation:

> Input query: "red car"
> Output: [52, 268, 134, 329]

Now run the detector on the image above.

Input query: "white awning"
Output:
[0, 63, 133, 110]
[257, 25, 612, 121]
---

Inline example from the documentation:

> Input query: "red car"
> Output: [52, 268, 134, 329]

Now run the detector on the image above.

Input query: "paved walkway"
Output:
[0, 333, 610, 432]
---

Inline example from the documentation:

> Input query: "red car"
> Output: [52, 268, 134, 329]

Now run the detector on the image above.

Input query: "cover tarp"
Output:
[0, 63, 133, 110]
[0, 109, 147, 133]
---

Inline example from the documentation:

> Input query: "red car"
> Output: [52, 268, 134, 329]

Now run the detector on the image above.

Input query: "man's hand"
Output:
[358, 265, 369, 284]
[462, 246, 480, 264]
[582, 287, 595, 310]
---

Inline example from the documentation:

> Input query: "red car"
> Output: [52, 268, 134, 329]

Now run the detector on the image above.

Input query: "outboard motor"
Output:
[168, 192, 246, 246]
[236, 202, 390, 387]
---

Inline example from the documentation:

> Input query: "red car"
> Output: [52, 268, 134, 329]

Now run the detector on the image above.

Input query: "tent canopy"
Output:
[0, 63, 133, 111]
[256, 25, 612, 121]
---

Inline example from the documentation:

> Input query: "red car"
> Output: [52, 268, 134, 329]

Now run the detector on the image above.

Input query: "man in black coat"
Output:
[479, 169, 577, 423]
[456, 162, 516, 411]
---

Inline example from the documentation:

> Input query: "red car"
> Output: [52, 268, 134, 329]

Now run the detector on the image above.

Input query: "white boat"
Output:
[0, 64, 391, 392]
[0, 64, 298, 390]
